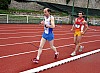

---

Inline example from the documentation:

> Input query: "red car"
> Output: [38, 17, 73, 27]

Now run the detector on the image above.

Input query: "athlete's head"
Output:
[43, 8, 51, 17]
[78, 11, 84, 18]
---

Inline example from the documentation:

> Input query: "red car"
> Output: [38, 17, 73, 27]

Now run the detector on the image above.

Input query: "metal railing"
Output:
[0, 14, 70, 24]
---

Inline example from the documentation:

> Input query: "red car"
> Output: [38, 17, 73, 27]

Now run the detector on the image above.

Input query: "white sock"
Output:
[80, 45, 82, 47]
[36, 56, 39, 60]
[55, 52, 58, 54]
[73, 51, 76, 54]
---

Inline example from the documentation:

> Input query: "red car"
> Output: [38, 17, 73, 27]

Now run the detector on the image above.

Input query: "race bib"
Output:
[44, 27, 49, 34]
[75, 24, 80, 28]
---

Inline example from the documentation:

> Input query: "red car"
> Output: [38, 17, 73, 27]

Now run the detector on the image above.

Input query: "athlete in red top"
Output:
[75, 17, 85, 32]
[71, 11, 88, 56]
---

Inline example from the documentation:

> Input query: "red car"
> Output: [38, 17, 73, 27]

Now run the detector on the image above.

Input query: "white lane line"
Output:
[0, 31, 99, 39]
[0, 29, 99, 34]
[0, 29, 43, 31]
[0, 33, 72, 40]
[0, 35, 42, 40]
[0, 30, 70, 34]
[0, 35, 100, 47]
[0, 31, 99, 35]
[0, 40, 100, 59]
[0, 26, 48, 29]
[0, 27, 42, 29]
[88, 27, 100, 31]
[20, 49, 100, 73]
[0, 25, 99, 31]
[0, 31, 43, 34]
[0, 28, 71, 31]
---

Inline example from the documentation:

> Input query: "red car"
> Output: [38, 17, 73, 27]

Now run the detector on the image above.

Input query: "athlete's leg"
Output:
[74, 35, 82, 52]
[79, 35, 84, 52]
[36, 37, 46, 60]
[49, 40, 59, 59]
[76, 32, 84, 52]
[71, 36, 77, 56]
[49, 40, 58, 53]
[74, 36, 77, 45]
[71, 35, 82, 56]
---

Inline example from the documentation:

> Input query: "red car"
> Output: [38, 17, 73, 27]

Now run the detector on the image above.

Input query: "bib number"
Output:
[75, 24, 80, 28]
[44, 27, 49, 34]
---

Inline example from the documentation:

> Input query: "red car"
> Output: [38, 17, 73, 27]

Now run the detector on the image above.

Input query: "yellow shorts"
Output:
[74, 31, 81, 36]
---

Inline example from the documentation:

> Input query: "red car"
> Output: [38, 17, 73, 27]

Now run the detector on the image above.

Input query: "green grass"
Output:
[88, 16, 100, 18]
[0, 8, 42, 14]
[0, 10, 10, 14]
[0, 8, 68, 16]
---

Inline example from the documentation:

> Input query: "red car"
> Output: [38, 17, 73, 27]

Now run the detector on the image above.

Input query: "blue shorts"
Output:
[42, 32, 54, 41]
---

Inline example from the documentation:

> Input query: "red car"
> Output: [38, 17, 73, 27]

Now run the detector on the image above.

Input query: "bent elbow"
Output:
[52, 25, 55, 28]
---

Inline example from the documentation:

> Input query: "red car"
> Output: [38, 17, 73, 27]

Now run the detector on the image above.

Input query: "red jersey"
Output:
[74, 17, 85, 31]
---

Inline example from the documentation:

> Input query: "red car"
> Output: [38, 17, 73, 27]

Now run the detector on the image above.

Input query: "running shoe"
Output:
[79, 46, 84, 52]
[54, 52, 59, 59]
[71, 51, 76, 56]
[32, 58, 39, 64]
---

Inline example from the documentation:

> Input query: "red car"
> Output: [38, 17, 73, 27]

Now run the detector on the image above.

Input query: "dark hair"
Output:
[47, 8, 51, 13]
[78, 11, 84, 15]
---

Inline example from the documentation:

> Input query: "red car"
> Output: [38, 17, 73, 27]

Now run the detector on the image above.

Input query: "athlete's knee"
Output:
[76, 39, 80, 44]
[75, 41, 79, 45]
[50, 46, 55, 49]
[50, 46, 53, 49]
[76, 43, 80, 46]
[39, 46, 43, 50]
[74, 41, 79, 45]
[74, 41, 77, 45]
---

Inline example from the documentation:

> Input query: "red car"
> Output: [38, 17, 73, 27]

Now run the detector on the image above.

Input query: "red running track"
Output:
[40, 52, 100, 73]
[0, 24, 100, 73]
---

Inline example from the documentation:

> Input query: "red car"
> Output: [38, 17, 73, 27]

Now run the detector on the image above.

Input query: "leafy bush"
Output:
[0, 0, 11, 10]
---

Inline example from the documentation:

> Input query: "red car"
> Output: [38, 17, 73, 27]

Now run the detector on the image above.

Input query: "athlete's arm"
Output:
[82, 20, 88, 34]
[71, 18, 77, 31]
[71, 24, 74, 31]
[83, 21, 88, 33]
[40, 21, 44, 24]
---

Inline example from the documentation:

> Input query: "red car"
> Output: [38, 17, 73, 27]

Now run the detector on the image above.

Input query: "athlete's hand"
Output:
[40, 21, 45, 25]
[45, 24, 50, 28]
[81, 31, 84, 35]
[71, 28, 74, 31]
[82, 20, 87, 24]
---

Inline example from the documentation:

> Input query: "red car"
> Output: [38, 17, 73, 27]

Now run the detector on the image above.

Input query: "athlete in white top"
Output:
[32, 8, 59, 64]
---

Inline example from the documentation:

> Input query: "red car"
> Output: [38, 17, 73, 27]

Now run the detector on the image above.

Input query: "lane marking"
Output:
[0, 30, 69, 34]
[0, 30, 70, 34]
[0, 40, 99, 59]
[0, 31, 99, 39]
[0, 29, 71, 31]
[0, 33, 72, 40]
[20, 49, 100, 73]
[88, 27, 100, 31]
[0, 25, 99, 32]
[0, 35, 100, 46]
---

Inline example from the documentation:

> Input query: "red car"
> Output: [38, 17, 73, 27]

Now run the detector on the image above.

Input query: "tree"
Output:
[66, 0, 70, 4]
[0, 0, 11, 10]
[14, 0, 27, 2]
